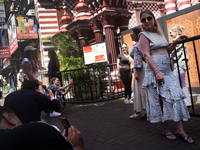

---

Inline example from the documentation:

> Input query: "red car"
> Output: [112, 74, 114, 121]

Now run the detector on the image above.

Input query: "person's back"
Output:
[0, 122, 74, 150]
[10, 71, 17, 82]
[4, 88, 60, 124]
[0, 106, 85, 150]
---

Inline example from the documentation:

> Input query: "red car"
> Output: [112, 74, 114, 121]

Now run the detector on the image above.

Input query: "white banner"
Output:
[0, 3, 5, 18]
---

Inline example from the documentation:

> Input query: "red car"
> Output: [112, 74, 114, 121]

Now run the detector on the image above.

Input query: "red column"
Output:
[70, 33, 78, 42]
[116, 15, 130, 32]
[76, 29, 90, 57]
[101, 15, 117, 64]
[132, 2, 142, 26]
[158, 2, 166, 17]
[114, 22, 120, 56]
[77, 29, 89, 48]
[91, 20, 103, 43]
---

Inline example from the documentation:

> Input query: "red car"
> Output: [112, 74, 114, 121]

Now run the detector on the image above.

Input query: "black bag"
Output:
[0, 91, 2, 99]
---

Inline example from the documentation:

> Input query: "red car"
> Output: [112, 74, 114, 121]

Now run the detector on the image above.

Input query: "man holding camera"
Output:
[4, 80, 60, 124]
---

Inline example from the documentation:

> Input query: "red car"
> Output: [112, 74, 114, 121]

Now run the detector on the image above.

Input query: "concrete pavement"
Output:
[1, 91, 200, 150]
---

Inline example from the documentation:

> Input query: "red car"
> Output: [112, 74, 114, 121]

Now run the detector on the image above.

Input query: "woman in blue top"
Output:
[139, 10, 193, 143]
[129, 27, 146, 119]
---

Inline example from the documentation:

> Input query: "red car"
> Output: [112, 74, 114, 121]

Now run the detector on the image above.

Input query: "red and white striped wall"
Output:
[165, 0, 199, 14]
[191, 0, 199, 5]
[165, 0, 176, 15]
[36, 0, 59, 69]
[177, 0, 191, 10]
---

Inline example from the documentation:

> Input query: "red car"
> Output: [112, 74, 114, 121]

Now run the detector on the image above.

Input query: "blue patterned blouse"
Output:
[130, 42, 143, 68]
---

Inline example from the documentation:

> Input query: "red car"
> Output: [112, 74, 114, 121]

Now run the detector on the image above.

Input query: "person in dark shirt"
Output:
[4, 80, 60, 124]
[8, 68, 17, 91]
[117, 43, 134, 104]
[48, 50, 61, 83]
[0, 106, 85, 150]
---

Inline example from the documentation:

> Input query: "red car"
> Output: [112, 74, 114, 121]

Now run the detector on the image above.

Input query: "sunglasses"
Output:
[141, 16, 153, 23]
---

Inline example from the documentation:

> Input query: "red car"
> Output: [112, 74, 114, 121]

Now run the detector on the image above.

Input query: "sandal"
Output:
[162, 130, 177, 141]
[175, 130, 194, 144]
[129, 113, 142, 119]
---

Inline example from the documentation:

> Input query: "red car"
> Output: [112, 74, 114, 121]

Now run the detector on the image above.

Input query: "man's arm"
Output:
[34, 90, 60, 111]
[56, 79, 73, 92]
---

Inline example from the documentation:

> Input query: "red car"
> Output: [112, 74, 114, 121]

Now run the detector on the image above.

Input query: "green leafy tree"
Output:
[46, 32, 85, 71]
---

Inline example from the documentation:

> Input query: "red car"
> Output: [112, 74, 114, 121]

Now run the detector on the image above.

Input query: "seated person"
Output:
[48, 77, 73, 105]
[4, 80, 60, 124]
[44, 77, 73, 117]
[0, 106, 84, 150]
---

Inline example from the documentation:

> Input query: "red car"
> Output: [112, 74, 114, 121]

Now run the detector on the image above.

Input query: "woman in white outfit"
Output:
[22, 46, 43, 85]
[169, 25, 191, 107]
[129, 27, 146, 118]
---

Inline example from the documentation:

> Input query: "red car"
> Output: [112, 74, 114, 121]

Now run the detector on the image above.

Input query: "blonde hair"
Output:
[122, 43, 130, 54]
[121, 43, 133, 64]
[140, 10, 164, 36]
[170, 25, 185, 36]
[50, 77, 57, 85]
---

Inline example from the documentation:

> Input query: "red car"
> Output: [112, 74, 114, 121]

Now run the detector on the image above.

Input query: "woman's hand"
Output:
[46, 88, 55, 100]
[38, 80, 43, 85]
[155, 71, 165, 84]
[134, 69, 139, 80]
[174, 35, 188, 44]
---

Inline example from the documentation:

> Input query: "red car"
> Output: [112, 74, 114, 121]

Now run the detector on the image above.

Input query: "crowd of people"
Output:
[0, 46, 80, 149]
[0, 9, 195, 149]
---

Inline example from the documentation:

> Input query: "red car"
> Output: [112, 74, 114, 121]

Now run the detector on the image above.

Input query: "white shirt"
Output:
[22, 58, 39, 80]
[17, 72, 25, 84]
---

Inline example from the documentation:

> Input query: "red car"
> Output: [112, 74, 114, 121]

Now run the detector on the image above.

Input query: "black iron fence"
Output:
[60, 64, 124, 103]
[174, 35, 200, 117]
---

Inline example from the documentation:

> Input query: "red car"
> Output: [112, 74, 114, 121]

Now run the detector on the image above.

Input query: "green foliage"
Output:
[45, 32, 85, 71]
[46, 32, 101, 88]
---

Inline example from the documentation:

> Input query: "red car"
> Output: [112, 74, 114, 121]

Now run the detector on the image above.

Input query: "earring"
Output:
[154, 23, 157, 30]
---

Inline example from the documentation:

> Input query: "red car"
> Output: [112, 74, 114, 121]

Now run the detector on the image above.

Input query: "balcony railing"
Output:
[173, 35, 200, 117]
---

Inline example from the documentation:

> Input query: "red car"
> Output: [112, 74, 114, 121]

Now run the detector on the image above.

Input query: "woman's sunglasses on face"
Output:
[141, 16, 153, 23]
